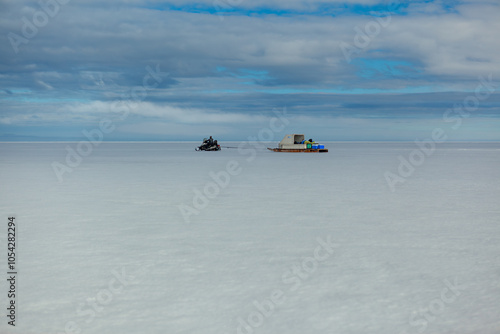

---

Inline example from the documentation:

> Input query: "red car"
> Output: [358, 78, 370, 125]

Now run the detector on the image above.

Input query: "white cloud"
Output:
[64, 101, 269, 124]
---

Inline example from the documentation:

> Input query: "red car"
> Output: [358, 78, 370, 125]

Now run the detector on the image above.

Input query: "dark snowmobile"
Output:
[195, 137, 221, 151]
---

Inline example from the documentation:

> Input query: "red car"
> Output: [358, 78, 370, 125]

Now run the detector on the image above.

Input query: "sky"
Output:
[0, 0, 499, 141]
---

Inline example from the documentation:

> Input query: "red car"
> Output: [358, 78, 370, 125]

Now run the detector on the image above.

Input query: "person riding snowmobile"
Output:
[196, 136, 220, 151]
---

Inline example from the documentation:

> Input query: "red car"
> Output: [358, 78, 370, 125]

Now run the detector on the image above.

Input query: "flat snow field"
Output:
[1, 142, 499, 334]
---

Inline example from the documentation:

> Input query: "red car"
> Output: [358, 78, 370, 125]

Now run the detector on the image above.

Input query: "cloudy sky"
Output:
[1, 0, 499, 141]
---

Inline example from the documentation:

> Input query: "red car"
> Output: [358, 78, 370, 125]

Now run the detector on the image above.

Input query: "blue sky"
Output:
[1, 0, 499, 141]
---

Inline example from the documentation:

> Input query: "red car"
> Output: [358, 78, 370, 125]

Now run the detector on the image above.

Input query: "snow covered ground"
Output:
[1, 141, 499, 334]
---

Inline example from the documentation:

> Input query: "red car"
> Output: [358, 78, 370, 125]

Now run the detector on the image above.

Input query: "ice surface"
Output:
[1, 142, 499, 334]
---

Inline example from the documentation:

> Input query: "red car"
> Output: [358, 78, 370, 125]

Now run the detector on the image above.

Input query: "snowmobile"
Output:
[195, 138, 221, 151]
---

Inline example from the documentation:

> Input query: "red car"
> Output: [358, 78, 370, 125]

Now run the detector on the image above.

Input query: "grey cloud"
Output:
[1, 0, 499, 140]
